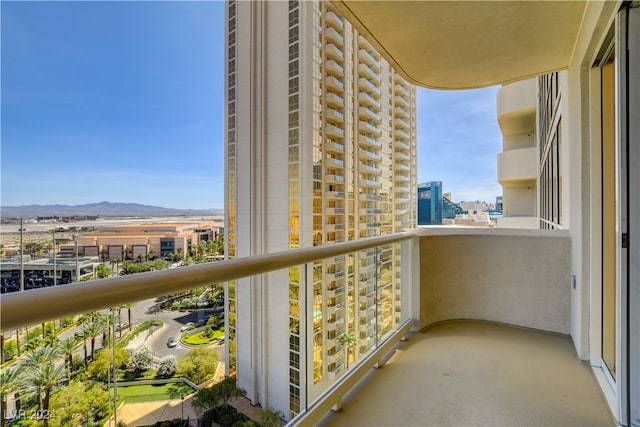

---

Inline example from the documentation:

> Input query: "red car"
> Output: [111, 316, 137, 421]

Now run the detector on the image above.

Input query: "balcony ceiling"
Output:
[331, 1, 588, 89]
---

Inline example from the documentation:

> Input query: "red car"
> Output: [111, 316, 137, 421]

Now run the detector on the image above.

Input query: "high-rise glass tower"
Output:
[225, 0, 417, 419]
[417, 181, 443, 225]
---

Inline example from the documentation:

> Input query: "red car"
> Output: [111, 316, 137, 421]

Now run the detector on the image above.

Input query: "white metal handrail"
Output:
[1, 231, 413, 331]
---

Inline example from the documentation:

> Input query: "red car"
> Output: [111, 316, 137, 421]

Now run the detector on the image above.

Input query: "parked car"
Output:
[180, 322, 195, 332]
[167, 337, 177, 348]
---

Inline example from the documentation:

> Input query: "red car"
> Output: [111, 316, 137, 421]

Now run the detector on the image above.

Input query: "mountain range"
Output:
[1, 201, 223, 218]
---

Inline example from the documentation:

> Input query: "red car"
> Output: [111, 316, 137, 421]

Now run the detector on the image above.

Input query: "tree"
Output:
[146, 249, 155, 261]
[338, 332, 357, 369]
[59, 336, 78, 378]
[261, 408, 283, 427]
[176, 347, 219, 384]
[48, 381, 110, 427]
[125, 303, 134, 331]
[0, 368, 21, 427]
[87, 348, 129, 381]
[156, 355, 177, 378]
[95, 263, 111, 279]
[99, 248, 109, 262]
[124, 247, 132, 261]
[24, 242, 43, 256]
[191, 377, 245, 416]
[82, 319, 104, 362]
[126, 349, 153, 378]
[22, 361, 66, 426]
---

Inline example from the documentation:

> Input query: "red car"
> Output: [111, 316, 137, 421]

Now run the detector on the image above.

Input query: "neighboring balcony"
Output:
[395, 83, 409, 98]
[326, 59, 344, 77]
[358, 133, 382, 149]
[325, 26, 344, 46]
[497, 78, 536, 136]
[325, 10, 344, 30]
[325, 43, 345, 62]
[325, 91, 344, 107]
[357, 63, 379, 81]
[325, 76, 345, 93]
[358, 78, 381, 98]
[497, 146, 537, 184]
[395, 95, 409, 107]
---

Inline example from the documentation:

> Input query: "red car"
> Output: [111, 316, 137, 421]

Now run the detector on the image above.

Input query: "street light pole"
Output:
[19, 218, 24, 292]
[181, 394, 184, 421]
[52, 230, 57, 286]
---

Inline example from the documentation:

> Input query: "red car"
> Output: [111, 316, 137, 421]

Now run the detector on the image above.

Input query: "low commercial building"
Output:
[74, 221, 219, 260]
[0, 256, 97, 293]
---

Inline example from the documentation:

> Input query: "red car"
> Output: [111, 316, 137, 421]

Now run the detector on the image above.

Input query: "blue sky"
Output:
[1, 1, 501, 209]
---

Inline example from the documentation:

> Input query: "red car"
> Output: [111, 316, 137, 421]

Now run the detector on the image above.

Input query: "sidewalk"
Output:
[115, 396, 198, 426]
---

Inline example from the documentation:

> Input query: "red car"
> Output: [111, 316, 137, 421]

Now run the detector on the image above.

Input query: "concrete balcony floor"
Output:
[319, 321, 614, 426]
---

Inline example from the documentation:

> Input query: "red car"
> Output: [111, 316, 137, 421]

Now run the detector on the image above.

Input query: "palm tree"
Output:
[0, 368, 21, 427]
[99, 248, 109, 262]
[22, 361, 66, 427]
[59, 336, 78, 378]
[124, 247, 132, 261]
[125, 303, 134, 331]
[338, 332, 357, 369]
[15, 329, 20, 356]
[82, 320, 103, 362]
[146, 249, 155, 261]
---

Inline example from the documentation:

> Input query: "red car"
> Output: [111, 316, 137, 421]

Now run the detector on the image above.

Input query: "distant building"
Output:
[418, 182, 443, 225]
[459, 201, 489, 213]
[0, 257, 97, 294]
[496, 196, 504, 212]
[75, 221, 219, 260]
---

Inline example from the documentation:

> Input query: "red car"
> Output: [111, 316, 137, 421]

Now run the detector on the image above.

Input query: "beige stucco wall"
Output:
[415, 228, 571, 335]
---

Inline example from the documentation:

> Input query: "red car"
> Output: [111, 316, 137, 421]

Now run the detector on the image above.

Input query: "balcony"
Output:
[359, 163, 381, 175]
[358, 78, 381, 98]
[1, 229, 612, 427]
[395, 161, 410, 171]
[358, 120, 382, 136]
[325, 10, 343, 31]
[497, 146, 537, 185]
[395, 151, 410, 161]
[394, 95, 409, 108]
[325, 124, 345, 138]
[325, 43, 344, 62]
[395, 140, 410, 151]
[395, 128, 410, 140]
[357, 49, 379, 71]
[325, 174, 345, 184]
[325, 76, 345, 92]
[325, 107, 345, 123]
[357, 63, 379, 81]
[358, 193, 382, 201]
[394, 117, 409, 129]
[325, 190, 345, 199]
[325, 26, 344, 46]
[358, 106, 380, 123]
[359, 149, 382, 161]
[394, 106, 408, 118]
[319, 320, 612, 426]
[325, 140, 344, 153]
[357, 92, 378, 109]
[395, 83, 409, 97]
[324, 157, 344, 169]
[358, 133, 381, 149]
[326, 59, 344, 77]
[325, 91, 344, 107]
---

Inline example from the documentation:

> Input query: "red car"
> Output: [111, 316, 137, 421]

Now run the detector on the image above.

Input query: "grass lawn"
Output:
[113, 382, 196, 403]
[181, 328, 224, 345]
